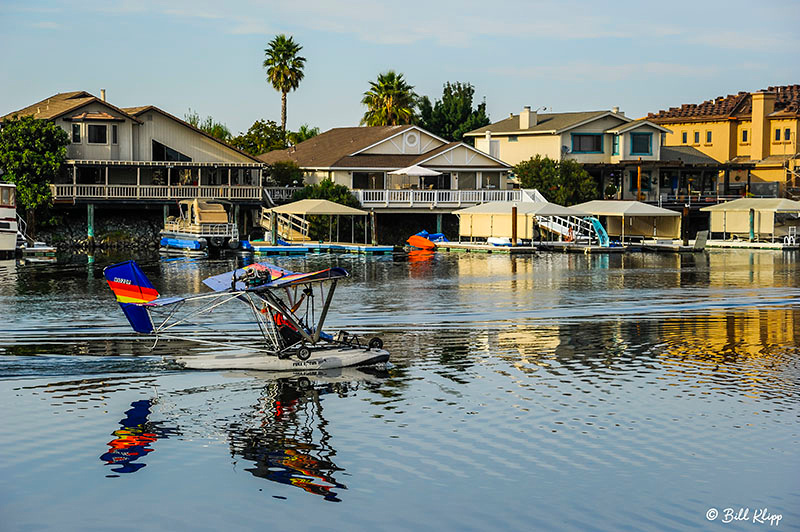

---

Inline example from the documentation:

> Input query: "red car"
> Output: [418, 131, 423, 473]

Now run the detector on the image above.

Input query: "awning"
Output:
[700, 198, 800, 213]
[571, 200, 680, 217]
[268, 199, 367, 216]
[453, 201, 587, 217]
[388, 165, 442, 176]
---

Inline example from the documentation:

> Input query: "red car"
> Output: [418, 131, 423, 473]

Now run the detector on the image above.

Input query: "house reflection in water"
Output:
[100, 399, 178, 476]
[227, 377, 349, 502]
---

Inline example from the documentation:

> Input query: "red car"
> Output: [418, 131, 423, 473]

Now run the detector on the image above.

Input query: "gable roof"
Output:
[659, 146, 721, 166]
[1, 91, 140, 124]
[647, 84, 800, 123]
[464, 111, 625, 137]
[122, 105, 260, 162]
[606, 118, 670, 134]
[258, 126, 413, 166]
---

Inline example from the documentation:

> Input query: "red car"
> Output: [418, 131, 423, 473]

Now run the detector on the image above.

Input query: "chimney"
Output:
[485, 130, 492, 144]
[612, 106, 619, 114]
[100, 89, 106, 102]
[520, 106, 535, 129]
[751, 90, 776, 161]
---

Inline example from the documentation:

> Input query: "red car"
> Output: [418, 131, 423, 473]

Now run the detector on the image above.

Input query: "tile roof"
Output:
[258, 125, 414, 166]
[464, 111, 611, 136]
[647, 85, 800, 122]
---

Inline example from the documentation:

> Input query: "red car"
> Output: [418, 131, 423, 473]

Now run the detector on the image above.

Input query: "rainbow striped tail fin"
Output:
[103, 261, 159, 334]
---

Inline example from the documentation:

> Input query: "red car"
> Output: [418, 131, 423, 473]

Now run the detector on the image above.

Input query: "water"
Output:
[1, 251, 799, 531]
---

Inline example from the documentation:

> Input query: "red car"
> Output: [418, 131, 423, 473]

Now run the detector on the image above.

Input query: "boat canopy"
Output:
[699, 198, 800, 213]
[453, 201, 587, 217]
[571, 200, 681, 239]
[571, 200, 680, 217]
[700, 198, 800, 238]
[268, 199, 367, 216]
[178, 199, 229, 224]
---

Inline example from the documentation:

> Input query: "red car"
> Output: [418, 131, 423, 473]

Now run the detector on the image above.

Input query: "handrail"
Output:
[51, 184, 261, 201]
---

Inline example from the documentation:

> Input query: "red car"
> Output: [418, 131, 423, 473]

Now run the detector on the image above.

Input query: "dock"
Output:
[704, 240, 800, 251]
[249, 240, 398, 255]
[434, 242, 624, 254]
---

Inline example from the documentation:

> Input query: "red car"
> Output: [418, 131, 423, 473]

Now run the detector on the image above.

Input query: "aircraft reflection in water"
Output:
[227, 368, 387, 502]
[100, 399, 179, 476]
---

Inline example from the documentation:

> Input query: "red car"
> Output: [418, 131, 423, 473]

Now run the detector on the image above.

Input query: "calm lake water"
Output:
[1, 251, 799, 531]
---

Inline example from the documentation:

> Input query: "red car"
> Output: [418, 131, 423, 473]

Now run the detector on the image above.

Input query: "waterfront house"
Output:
[647, 85, 800, 198]
[258, 125, 516, 212]
[0, 90, 265, 207]
[464, 107, 734, 204]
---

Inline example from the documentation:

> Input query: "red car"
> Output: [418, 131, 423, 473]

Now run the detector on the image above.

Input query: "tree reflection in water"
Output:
[227, 374, 379, 502]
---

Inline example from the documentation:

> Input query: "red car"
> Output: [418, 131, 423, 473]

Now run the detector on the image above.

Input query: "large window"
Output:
[0, 186, 15, 207]
[152, 140, 191, 162]
[87, 124, 107, 144]
[352, 171, 385, 189]
[630, 133, 652, 155]
[572, 134, 602, 153]
[628, 170, 651, 192]
[71, 123, 81, 143]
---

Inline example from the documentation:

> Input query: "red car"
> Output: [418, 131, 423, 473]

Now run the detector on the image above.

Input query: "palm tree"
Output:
[263, 34, 306, 139]
[360, 71, 418, 126]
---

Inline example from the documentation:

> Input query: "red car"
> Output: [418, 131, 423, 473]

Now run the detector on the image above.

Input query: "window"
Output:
[572, 134, 602, 153]
[87, 124, 107, 144]
[112, 124, 118, 145]
[0, 186, 14, 207]
[152, 140, 191, 162]
[681, 131, 688, 144]
[630, 133, 652, 155]
[508, 135, 518, 142]
[693, 131, 700, 144]
[353, 171, 385, 190]
[71, 123, 81, 143]
[786, 128, 792, 141]
[612, 134, 619, 155]
[705, 130, 712, 144]
[742, 129, 748, 143]
[775, 129, 781, 141]
[628, 170, 651, 192]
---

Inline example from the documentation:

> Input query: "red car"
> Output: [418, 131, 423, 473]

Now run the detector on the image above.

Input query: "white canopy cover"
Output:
[388, 165, 442, 176]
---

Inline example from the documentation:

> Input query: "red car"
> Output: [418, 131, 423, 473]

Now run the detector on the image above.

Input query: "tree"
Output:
[514, 155, 597, 206]
[184, 108, 232, 141]
[263, 34, 306, 139]
[360, 71, 418, 126]
[287, 124, 320, 146]
[418, 82, 490, 142]
[230, 119, 286, 155]
[292, 179, 362, 241]
[269, 160, 304, 187]
[0, 115, 69, 237]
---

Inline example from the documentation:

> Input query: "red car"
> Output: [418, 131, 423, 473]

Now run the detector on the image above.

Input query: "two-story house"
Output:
[1, 90, 264, 204]
[647, 85, 800, 198]
[258, 125, 517, 212]
[464, 107, 728, 202]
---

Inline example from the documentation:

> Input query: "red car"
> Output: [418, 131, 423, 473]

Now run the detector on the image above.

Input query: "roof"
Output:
[1, 91, 140, 124]
[258, 126, 413, 166]
[647, 85, 800, 123]
[453, 201, 587, 217]
[259, 129, 509, 170]
[572, 200, 680, 217]
[464, 111, 616, 136]
[268, 199, 367, 216]
[660, 146, 721, 165]
[606, 118, 670, 134]
[122, 105, 261, 162]
[700, 198, 800, 212]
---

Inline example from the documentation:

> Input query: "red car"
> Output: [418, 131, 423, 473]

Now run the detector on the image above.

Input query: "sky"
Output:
[1, 0, 798, 135]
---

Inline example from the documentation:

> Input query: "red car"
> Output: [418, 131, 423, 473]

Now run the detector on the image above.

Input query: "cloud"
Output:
[31, 21, 60, 29]
[490, 62, 722, 82]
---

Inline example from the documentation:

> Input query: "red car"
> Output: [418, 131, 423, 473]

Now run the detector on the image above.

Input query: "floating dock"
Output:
[250, 241, 397, 255]
[434, 242, 624, 254]
[704, 240, 800, 251]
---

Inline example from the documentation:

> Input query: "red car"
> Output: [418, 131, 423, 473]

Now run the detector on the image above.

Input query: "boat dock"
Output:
[434, 242, 624, 254]
[250, 241, 397, 255]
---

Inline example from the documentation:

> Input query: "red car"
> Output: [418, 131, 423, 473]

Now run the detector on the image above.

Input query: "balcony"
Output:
[51, 184, 266, 202]
[353, 189, 538, 211]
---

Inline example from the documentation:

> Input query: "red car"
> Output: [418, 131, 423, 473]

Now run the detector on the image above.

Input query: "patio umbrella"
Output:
[388, 165, 442, 188]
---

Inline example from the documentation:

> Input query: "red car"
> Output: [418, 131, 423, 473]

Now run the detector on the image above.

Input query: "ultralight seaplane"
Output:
[103, 260, 389, 371]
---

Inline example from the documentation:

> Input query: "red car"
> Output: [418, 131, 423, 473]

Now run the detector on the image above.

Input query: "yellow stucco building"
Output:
[648, 85, 800, 196]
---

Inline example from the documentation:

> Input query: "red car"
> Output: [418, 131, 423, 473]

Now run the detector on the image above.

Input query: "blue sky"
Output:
[1, 0, 798, 135]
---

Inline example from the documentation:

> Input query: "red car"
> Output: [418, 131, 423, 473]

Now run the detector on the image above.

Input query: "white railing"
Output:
[51, 184, 261, 201]
[259, 208, 310, 241]
[353, 188, 529, 208]
[163, 221, 238, 238]
[263, 187, 302, 203]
